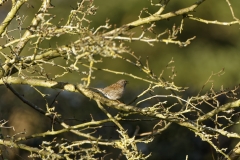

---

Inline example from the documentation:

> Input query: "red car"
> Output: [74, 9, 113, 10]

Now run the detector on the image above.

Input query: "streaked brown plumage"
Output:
[92, 79, 128, 100]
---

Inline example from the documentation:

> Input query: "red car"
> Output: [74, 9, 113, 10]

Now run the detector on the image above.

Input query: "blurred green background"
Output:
[0, 0, 240, 159]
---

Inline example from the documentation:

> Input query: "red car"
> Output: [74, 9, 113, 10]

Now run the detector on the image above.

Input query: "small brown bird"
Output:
[91, 79, 128, 100]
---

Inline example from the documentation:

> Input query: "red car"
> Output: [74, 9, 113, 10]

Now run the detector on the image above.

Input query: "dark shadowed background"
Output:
[0, 0, 240, 159]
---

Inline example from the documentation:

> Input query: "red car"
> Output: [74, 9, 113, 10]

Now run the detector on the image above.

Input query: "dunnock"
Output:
[91, 79, 128, 100]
